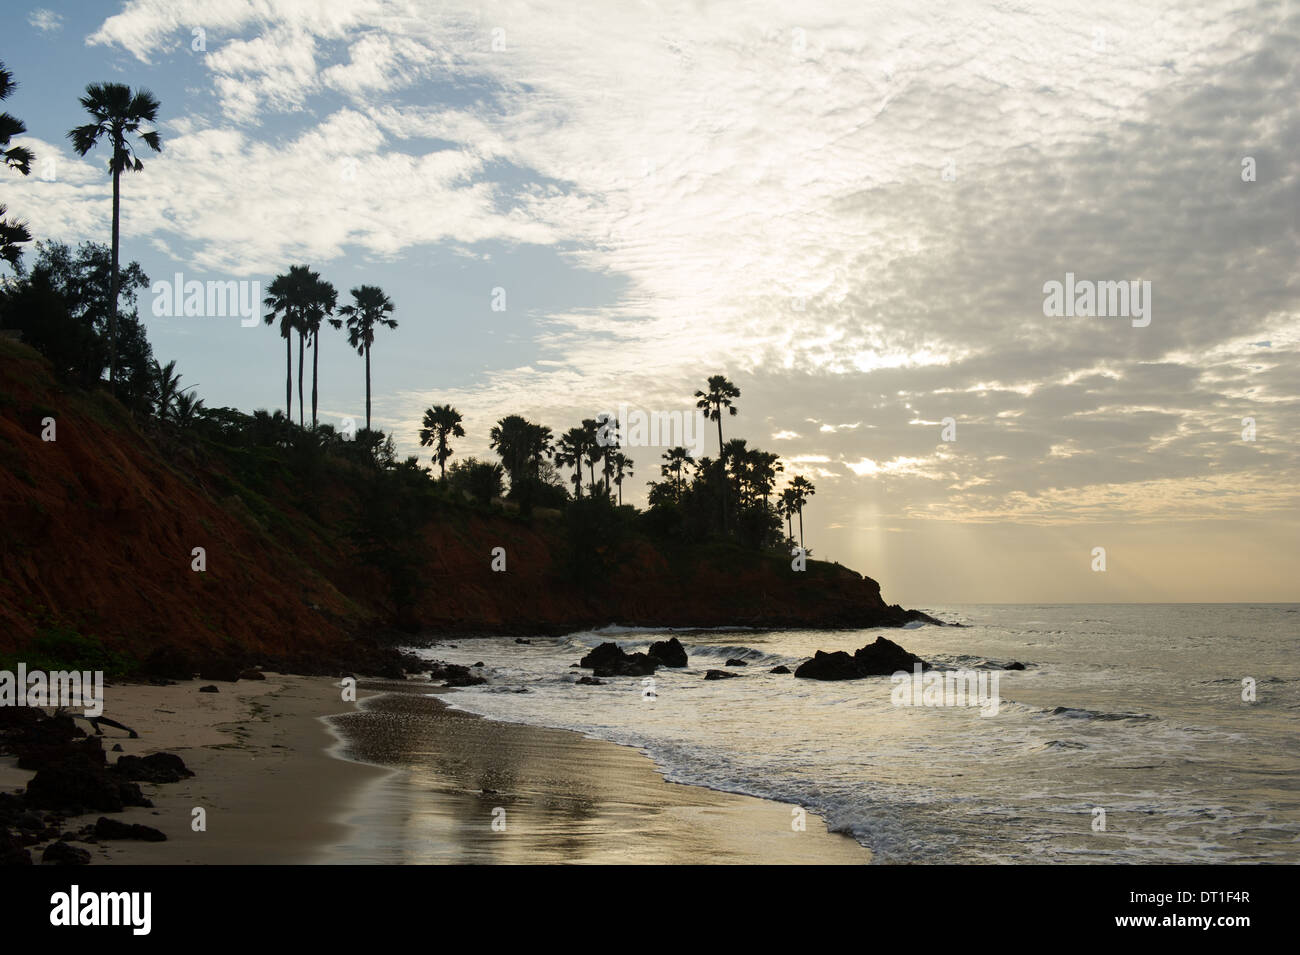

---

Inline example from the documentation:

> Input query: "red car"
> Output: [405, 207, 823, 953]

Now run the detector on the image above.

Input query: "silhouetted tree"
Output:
[419, 404, 464, 478]
[68, 82, 161, 388]
[338, 284, 397, 431]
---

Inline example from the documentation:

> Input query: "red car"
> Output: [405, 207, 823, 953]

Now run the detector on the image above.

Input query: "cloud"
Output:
[45, 0, 1299, 545]
[28, 8, 63, 33]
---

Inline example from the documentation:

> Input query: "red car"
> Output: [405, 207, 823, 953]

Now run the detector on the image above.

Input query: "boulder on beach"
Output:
[704, 669, 738, 680]
[575, 676, 605, 686]
[115, 753, 193, 784]
[724, 658, 747, 667]
[41, 841, 90, 865]
[794, 637, 928, 681]
[25, 757, 153, 813]
[94, 817, 167, 842]
[578, 642, 658, 677]
[769, 665, 791, 674]
[1003, 661, 1026, 670]
[647, 637, 688, 668]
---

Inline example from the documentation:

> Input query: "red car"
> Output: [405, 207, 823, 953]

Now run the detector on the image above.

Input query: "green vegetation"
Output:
[0, 626, 137, 679]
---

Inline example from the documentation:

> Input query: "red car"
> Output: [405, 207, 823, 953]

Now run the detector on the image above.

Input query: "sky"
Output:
[1, 0, 1296, 604]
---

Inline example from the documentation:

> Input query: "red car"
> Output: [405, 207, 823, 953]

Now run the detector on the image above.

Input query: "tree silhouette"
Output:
[338, 284, 397, 432]
[0, 62, 33, 269]
[68, 82, 161, 388]
[263, 265, 319, 425]
[695, 375, 740, 531]
[788, 475, 816, 551]
[419, 404, 464, 479]
[305, 274, 338, 429]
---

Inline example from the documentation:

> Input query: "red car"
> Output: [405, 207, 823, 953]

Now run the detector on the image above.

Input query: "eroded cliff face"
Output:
[1, 340, 924, 676]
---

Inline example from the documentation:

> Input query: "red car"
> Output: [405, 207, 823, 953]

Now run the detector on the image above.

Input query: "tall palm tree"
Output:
[338, 284, 397, 432]
[695, 375, 740, 531]
[580, 417, 603, 494]
[595, 411, 620, 499]
[1, 62, 33, 270]
[305, 275, 338, 429]
[68, 82, 162, 388]
[611, 451, 634, 505]
[263, 265, 317, 425]
[419, 404, 465, 478]
[694, 375, 740, 458]
[789, 476, 816, 551]
[661, 446, 694, 499]
[779, 486, 798, 542]
[555, 426, 589, 498]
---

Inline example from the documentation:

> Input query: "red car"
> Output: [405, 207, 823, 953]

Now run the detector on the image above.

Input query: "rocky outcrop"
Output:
[578, 643, 658, 677]
[647, 637, 688, 668]
[793, 636, 928, 681]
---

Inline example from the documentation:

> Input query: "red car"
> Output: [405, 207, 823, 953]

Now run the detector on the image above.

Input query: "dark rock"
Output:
[111, 744, 123, 752]
[575, 676, 604, 686]
[515, 638, 531, 644]
[0, 829, 31, 865]
[472, 662, 485, 668]
[647, 637, 688, 668]
[26, 757, 152, 813]
[579, 642, 659, 677]
[794, 637, 928, 681]
[427, 662, 487, 687]
[1003, 661, 1026, 671]
[704, 669, 738, 680]
[199, 685, 219, 693]
[238, 669, 266, 681]
[94, 817, 167, 842]
[16, 811, 44, 831]
[769, 665, 792, 674]
[115, 753, 193, 784]
[725, 658, 748, 667]
[40, 841, 90, 865]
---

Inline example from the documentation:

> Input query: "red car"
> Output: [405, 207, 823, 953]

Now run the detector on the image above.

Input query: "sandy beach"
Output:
[2, 675, 868, 864]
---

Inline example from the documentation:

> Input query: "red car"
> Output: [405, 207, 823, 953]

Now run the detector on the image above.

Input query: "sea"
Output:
[409, 604, 1300, 863]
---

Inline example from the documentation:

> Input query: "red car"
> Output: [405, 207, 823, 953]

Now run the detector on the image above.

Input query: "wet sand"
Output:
[2, 675, 868, 864]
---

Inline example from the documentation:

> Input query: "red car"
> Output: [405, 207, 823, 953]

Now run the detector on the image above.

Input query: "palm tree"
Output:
[0, 62, 34, 176]
[68, 83, 162, 388]
[1, 62, 33, 270]
[694, 375, 740, 458]
[660, 446, 694, 499]
[149, 358, 183, 418]
[611, 451, 634, 505]
[779, 486, 798, 542]
[263, 265, 317, 425]
[579, 417, 603, 493]
[595, 411, 620, 499]
[789, 476, 816, 551]
[305, 275, 338, 429]
[172, 390, 205, 427]
[555, 426, 589, 498]
[419, 404, 465, 478]
[695, 375, 740, 531]
[338, 284, 397, 432]
[490, 415, 554, 491]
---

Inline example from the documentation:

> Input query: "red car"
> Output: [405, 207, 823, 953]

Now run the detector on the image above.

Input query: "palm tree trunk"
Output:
[297, 331, 305, 428]
[108, 163, 121, 389]
[716, 411, 728, 533]
[311, 327, 319, 428]
[364, 345, 372, 432]
[285, 334, 292, 421]
[798, 507, 804, 550]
